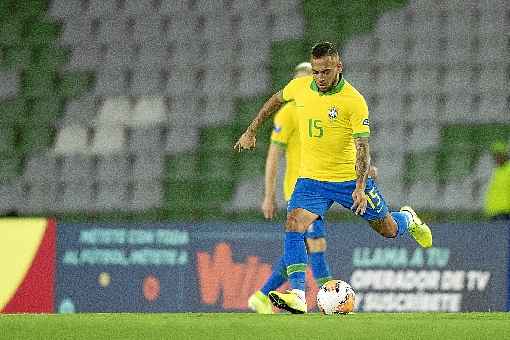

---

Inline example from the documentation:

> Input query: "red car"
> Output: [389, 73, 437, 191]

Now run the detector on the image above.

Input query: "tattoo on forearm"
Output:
[247, 92, 283, 134]
[355, 137, 370, 182]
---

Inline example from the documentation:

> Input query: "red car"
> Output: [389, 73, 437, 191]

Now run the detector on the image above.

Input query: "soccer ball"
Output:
[316, 280, 355, 315]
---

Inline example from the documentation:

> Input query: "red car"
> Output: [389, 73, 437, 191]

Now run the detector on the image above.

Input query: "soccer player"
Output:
[248, 62, 333, 314]
[234, 42, 432, 314]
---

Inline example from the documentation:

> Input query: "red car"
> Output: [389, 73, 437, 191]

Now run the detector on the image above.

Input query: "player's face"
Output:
[311, 55, 342, 92]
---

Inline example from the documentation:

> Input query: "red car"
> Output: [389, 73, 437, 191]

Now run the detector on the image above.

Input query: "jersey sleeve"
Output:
[281, 78, 299, 103]
[270, 103, 295, 147]
[350, 95, 370, 138]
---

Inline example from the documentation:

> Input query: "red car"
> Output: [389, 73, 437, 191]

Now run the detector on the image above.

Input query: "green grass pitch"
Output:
[1, 312, 509, 340]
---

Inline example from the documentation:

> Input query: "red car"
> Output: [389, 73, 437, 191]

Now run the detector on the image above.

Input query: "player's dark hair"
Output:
[311, 41, 339, 58]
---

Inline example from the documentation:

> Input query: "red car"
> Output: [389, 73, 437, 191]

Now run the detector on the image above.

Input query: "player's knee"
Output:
[285, 214, 307, 233]
[306, 237, 327, 252]
[369, 218, 397, 238]
[380, 220, 398, 238]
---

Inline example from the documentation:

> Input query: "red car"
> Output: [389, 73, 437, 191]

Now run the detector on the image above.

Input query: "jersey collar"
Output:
[310, 76, 345, 95]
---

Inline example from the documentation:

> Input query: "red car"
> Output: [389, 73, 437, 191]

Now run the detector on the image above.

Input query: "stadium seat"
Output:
[408, 180, 442, 210]
[202, 97, 234, 127]
[94, 67, 130, 96]
[124, 0, 157, 17]
[0, 182, 21, 213]
[200, 14, 233, 43]
[0, 20, 23, 46]
[86, 0, 119, 18]
[0, 157, 20, 183]
[272, 11, 305, 41]
[479, 66, 508, 94]
[132, 17, 165, 44]
[91, 126, 126, 154]
[1, 48, 31, 71]
[136, 41, 170, 67]
[443, 180, 476, 210]
[341, 35, 375, 65]
[0, 126, 16, 155]
[159, 0, 191, 15]
[97, 97, 132, 126]
[407, 124, 441, 151]
[129, 66, 165, 96]
[60, 18, 93, 46]
[407, 94, 437, 122]
[66, 43, 101, 71]
[104, 42, 136, 67]
[170, 41, 201, 66]
[130, 180, 163, 211]
[62, 96, 98, 126]
[94, 181, 129, 211]
[22, 183, 58, 213]
[59, 181, 94, 212]
[165, 127, 199, 154]
[133, 154, 163, 180]
[96, 154, 130, 183]
[229, 177, 264, 210]
[193, 0, 225, 14]
[167, 97, 201, 127]
[166, 154, 198, 181]
[23, 153, 58, 185]
[54, 125, 90, 155]
[128, 127, 164, 153]
[97, 17, 131, 44]
[60, 154, 95, 183]
[407, 67, 440, 95]
[237, 64, 270, 97]
[201, 66, 234, 96]
[165, 66, 197, 96]
[48, 0, 82, 21]
[130, 97, 166, 127]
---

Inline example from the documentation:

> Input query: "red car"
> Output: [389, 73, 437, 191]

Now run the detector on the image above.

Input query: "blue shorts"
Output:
[288, 178, 389, 222]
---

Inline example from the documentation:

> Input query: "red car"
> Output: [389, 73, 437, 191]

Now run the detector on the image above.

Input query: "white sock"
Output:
[291, 289, 306, 302]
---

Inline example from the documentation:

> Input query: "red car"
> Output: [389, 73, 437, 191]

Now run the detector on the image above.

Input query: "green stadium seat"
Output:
[18, 124, 53, 155]
[30, 97, 64, 126]
[166, 154, 198, 181]
[198, 152, 233, 180]
[0, 98, 29, 127]
[14, 0, 47, 20]
[22, 67, 57, 98]
[34, 46, 68, 69]
[58, 72, 93, 99]
[198, 179, 234, 206]
[0, 157, 20, 183]
[200, 127, 234, 152]
[24, 21, 60, 46]
[0, 20, 23, 46]
[1, 48, 31, 71]
[0, 126, 17, 155]
[164, 179, 200, 211]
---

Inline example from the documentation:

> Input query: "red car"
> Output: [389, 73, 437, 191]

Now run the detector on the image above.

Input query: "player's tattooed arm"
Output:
[234, 91, 285, 151]
[354, 137, 371, 188]
[351, 137, 371, 215]
[246, 91, 285, 135]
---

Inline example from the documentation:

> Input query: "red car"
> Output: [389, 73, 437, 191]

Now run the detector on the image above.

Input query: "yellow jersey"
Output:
[282, 75, 370, 182]
[270, 101, 300, 201]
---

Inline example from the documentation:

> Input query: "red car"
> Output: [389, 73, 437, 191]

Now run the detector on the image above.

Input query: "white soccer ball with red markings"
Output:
[317, 280, 356, 315]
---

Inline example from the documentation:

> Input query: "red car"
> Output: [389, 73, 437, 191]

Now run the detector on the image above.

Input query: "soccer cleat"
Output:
[268, 290, 307, 314]
[248, 291, 274, 314]
[401, 206, 433, 248]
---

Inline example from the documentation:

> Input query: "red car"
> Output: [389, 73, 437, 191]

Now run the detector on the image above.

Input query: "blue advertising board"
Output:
[56, 222, 509, 313]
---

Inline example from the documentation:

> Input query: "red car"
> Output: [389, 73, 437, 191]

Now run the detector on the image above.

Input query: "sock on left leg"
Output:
[391, 211, 411, 236]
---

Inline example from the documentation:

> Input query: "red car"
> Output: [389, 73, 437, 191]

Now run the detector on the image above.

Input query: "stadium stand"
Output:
[0, 0, 508, 219]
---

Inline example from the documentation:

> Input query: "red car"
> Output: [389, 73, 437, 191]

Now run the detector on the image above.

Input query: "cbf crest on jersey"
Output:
[328, 106, 338, 120]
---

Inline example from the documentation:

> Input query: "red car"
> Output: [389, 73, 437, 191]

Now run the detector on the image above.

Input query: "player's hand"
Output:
[233, 130, 256, 152]
[261, 196, 277, 219]
[351, 187, 367, 215]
